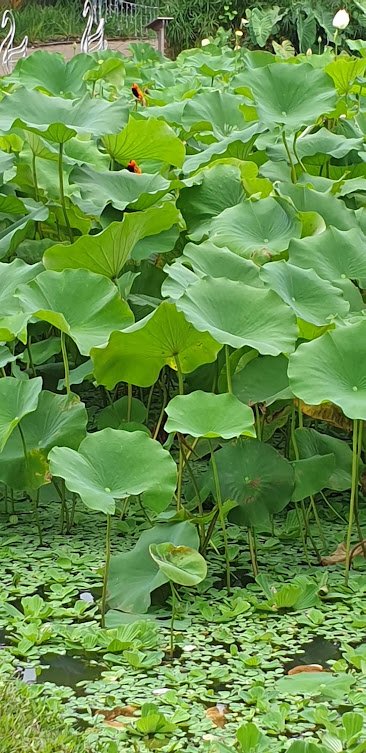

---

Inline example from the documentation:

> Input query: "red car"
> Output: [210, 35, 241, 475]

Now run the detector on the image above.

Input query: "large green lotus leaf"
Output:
[0, 376, 42, 452]
[182, 122, 264, 175]
[43, 204, 179, 279]
[0, 88, 128, 140]
[49, 428, 176, 515]
[181, 91, 247, 138]
[326, 57, 366, 96]
[102, 117, 185, 167]
[70, 165, 171, 216]
[161, 261, 202, 300]
[233, 354, 292, 405]
[291, 455, 336, 502]
[96, 396, 146, 430]
[91, 301, 221, 389]
[288, 227, 366, 286]
[295, 428, 354, 492]
[149, 543, 207, 586]
[214, 440, 294, 527]
[0, 258, 42, 343]
[7, 51, 93, 97]
[178, 164, 244, 240]
[182, 241, 263, 287]
[296, 128, 364, 161]
[108, 521, 199, 613]
[249, 63, 336, 130]
[288, 320, 366, 420]
[277, 183, 359, 231]
[16, 269, 133, 356]
[175, 277, 297, 354]
[209, 198, 301, 257]
[0, 391, 87, 490]
[0, 198, 49, 260]
[165, 391, 255, 439]
[260, 261, 349, 325]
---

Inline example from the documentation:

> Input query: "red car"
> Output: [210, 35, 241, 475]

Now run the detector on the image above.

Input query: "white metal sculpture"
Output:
[0, 9, 28, 73]
[80, 0, 107, 54]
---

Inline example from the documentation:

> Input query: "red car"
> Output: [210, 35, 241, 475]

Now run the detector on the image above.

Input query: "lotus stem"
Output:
[174, 354, 184, 395]
[225, 345, 233, 394]
[209, 438, 231, 594]
[26, 336, 36, 378]
[282, 129, 297, 183]
[248, 526, 258, 576]
[101, 513, 112, 628]
[58, 142, 73, 244]
[60, 331, 70, 395]
[345, 419, 359, 584]
[33, 489, 43, 547]
[18, 423, 28, 464]
[310, 495, 326, 550]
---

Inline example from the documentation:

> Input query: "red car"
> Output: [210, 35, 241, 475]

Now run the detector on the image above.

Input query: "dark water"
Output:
[284, 636, 342, 672]
[21, 652, 102, 694]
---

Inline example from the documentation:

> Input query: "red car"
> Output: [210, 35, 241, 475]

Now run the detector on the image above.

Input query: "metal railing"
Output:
[94, 0, 160, 38]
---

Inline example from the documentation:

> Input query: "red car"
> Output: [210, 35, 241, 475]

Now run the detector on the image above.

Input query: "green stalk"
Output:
[174, 354, 184, 396]
[32, 152, 39, 202]
[345, 419, 360, 584]
[310, 495, 326, 550]
[18, 424, 28, 464]
[58, 142, 73, 243]
[254, 404, 262, 441]
[26, 336, 37, 378]
[60, 331, 70, 395]
[176, 436, 184, 512]
[225, 345, 233, 394]
[33, 490, 43, 546]
[282, 129, 297, 183]
[101, 513, 112, 628]
[209, 438, 231, 594]
[248, 527, 258, 576]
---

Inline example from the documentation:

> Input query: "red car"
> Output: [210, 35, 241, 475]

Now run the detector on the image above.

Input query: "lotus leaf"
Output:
[165, 391, 255, 439]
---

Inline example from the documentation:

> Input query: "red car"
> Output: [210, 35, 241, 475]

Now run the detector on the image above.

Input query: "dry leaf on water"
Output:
[321, 541, 366, 565]
[206, 704, 228, 728]
[288, 664, 324, 675]
[94, 705, 138, 729]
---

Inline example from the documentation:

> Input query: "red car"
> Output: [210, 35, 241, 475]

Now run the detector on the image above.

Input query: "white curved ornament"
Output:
[80, 0, 107, 54]
[0, 9, 28, 73]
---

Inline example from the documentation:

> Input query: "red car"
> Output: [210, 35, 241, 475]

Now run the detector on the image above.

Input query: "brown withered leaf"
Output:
[321, 541, 366, 566]
[295, 400, 352, 432]
[288, 664, 324, 675]
[94, 705, 138, 724]
[206, 704, 228, 728]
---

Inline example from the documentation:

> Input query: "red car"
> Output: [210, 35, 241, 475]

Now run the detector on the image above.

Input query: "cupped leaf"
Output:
[288, 320, 366, 420]
[175, 277, 297, 354]
[43, 204, 179, 279]
[0, 88, 128, 140]
[70, 165, 171, 216]
[96, 396, 146, 430]
[182, 122, 263, 175]
[0, 377, 42, 452]
[215, 439, 295, 527]
[16, 269, 133, 355]
[8, 51, 93, 97]
[182, 90, 247, 139]
[233, 354, 292, 405]
[103, 117, 185, 167]
[249, 63, 336, 130]
[0, 258, 42, 343]
[165, 391, 255, 439]
[295, 427, 354, 491]
[0, 391, 87, 490]
[182, 241, 263, 286]
[108, 521, 199, 614]
[260, 261, 349, 325]
[178, 164, 245, 239]
[91, 301, 221, 389]
[149, 543, 207, 586]
[49, 428, 177, 515]
[209, 197, 301, 257]
[291, 455, 336, 502]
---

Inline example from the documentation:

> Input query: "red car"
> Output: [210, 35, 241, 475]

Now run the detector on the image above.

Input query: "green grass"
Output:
[0, 683, 90, 753]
